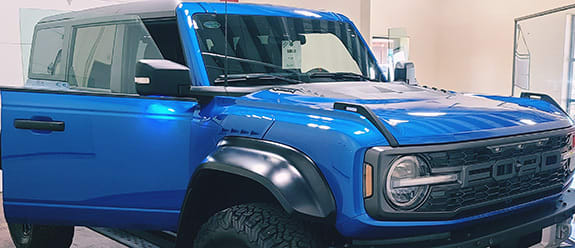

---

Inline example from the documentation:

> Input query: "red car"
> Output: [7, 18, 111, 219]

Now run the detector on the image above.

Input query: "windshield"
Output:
[193, 14, 384, 85]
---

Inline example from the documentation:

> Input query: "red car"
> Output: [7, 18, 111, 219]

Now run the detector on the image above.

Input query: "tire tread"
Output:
[194, 203, 321, 248]
[8, 224, 74, 248]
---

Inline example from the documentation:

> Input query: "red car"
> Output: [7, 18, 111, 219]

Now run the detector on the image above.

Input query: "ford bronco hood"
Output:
[249, 82, 573, 145]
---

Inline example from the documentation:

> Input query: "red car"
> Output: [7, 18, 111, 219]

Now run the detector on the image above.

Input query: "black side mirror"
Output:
[135, 59, 191, 96]
[297, 34, 307, 45]
[394, 61, 417, 85]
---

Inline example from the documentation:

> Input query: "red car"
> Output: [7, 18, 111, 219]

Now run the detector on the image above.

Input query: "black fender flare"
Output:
[195, 136, 334, 217]
[176, 137, 336, 244]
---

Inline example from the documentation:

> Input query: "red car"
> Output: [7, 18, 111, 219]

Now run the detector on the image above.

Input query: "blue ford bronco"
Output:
[3, 1, 575, 247]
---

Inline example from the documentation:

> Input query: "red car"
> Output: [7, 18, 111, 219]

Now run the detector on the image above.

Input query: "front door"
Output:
[2, 16, 207, 231]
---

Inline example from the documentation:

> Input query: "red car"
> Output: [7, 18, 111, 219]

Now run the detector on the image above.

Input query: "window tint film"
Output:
[118, 21, 165, 94]
[30, 27, 65, 80]
[69, 25, 118, 90]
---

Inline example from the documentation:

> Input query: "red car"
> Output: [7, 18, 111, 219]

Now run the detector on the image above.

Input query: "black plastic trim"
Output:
[333, 102, 399, 147]
[363, 126, 575, 220]
[0, 86, 267, 103]
[371, 126, 575, 155]
[353, 190, 575, 247]
[520, 92, 564, 112]
[175, 137, 336, 246]
[0, 86, 198, 102]
[353, 232, 450, 246]
[187, 86, 269, 97]
[14, 119, 65, 132]
[196, 137, 335, 218]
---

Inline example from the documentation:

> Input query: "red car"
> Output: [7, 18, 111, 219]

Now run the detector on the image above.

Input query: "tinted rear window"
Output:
[30, 27, 66, 80]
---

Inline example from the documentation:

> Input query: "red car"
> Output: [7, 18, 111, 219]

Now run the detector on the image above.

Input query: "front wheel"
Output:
[194, 203, 324, 248]
[8, 223, 74, 248]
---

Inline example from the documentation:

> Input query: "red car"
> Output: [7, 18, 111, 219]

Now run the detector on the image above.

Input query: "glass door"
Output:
[512, 5, 575, 117]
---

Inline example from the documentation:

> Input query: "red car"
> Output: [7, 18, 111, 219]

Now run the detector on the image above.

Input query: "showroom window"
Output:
[68, 24, 118, 91]
[371, 28, 410, 81]
[512, 9, 575, 117]
[29, 27, 66, 81]
[568, 15, 575, 115]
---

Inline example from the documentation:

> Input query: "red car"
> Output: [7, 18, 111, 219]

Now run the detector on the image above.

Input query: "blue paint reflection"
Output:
[146, 104, 178, 120]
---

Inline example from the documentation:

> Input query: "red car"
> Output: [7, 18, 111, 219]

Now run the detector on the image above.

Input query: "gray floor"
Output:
[0, 194, 126, 248]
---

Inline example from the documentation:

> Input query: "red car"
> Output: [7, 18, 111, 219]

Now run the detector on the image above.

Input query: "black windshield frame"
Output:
[193, 13, 385, 86]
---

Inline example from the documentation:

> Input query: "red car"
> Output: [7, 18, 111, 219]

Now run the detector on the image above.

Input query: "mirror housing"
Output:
[135, 59, 191, 96]
[394, 61, 417, 85]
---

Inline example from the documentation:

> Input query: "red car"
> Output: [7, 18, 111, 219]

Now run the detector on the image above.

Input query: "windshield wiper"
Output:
[214, 73, 306, 86]
[308, 72, 378, 82]
[203, 52, 299, 73]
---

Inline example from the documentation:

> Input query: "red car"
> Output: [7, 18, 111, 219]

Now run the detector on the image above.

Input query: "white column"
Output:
[359, 0, 372, 45]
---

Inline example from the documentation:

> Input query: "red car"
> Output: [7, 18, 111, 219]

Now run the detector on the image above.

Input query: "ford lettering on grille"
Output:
[461, 151, 561, 187]
[417, 134, 572, 215]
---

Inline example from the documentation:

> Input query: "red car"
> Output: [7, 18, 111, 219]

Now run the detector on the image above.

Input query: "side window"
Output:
[68, 25, 118, 90]
[29, 27, 66, 80]
[63, 19, 183, 94]
[143, 21, 186, 66]
[116, 19, 183, 94]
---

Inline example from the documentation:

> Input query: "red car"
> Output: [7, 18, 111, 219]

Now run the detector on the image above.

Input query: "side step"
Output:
[88, 227, 176, 248]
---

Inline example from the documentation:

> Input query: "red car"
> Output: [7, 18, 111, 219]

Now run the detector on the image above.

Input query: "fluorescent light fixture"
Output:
[385, 119, 409, 126]
[407, 112, 446, 117]
[294, 10, 321, 18]
[520, 119, 537, 125]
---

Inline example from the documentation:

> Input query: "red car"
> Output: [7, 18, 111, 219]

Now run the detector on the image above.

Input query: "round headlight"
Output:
[385, 156, 430, 209]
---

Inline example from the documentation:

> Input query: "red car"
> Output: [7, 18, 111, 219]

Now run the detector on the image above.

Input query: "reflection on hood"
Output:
[248, 82, 571, 145]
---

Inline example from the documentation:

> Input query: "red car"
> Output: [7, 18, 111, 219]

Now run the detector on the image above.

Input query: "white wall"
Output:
[435, 0, 575, 95]
[371, 0, 575, 95]
[370, 0, 441, 89]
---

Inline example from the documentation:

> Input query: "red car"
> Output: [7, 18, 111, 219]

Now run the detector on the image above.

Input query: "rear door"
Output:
[2, 16, 207, 231]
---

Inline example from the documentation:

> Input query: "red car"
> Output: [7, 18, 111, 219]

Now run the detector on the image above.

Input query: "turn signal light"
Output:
[364, 163, 373, 198]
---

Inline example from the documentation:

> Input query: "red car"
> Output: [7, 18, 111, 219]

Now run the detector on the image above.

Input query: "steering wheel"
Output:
[306, 67, 329, 74]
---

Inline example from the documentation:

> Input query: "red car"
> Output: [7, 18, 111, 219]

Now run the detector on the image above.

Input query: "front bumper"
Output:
[351, 190, 575, 247]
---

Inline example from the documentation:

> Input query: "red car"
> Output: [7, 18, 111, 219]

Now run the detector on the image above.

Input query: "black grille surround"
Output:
[363, 127, 575, 221]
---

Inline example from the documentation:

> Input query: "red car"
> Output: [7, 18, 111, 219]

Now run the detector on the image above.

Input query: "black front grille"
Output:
[419, 166, 570, 213]
[423, 135, 569, 168]
[417, 134, 572, 215]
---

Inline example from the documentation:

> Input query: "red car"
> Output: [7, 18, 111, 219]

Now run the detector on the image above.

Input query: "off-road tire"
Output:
[8, 223, 74, 248]
[194, 203, 323, 248]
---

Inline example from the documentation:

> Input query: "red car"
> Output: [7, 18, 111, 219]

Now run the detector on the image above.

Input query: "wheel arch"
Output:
[175, 137, 336, 246]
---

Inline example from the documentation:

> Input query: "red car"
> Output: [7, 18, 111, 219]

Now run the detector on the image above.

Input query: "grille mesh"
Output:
[418, 167, 569, 212]
[416, 134, 571, 214]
